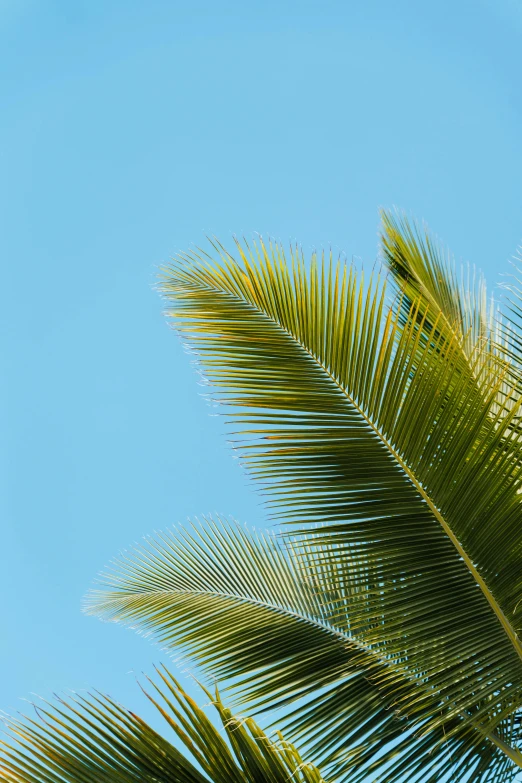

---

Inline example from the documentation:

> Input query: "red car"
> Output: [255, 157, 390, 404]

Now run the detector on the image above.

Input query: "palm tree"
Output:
[4, 213, 522, 782]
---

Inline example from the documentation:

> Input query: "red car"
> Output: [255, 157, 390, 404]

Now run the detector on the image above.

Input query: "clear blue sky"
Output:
[2, 0, 522, 763]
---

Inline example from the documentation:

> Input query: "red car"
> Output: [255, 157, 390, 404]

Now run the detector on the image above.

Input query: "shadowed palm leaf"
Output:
[0, 668, 325, 783]
[87, 519, 520, 783]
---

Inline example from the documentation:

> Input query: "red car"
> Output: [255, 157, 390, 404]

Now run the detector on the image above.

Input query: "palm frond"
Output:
[86, 518, 522, 783]
[155, 232, 522, 738]
[496, 254, 522, 374]
[0, 668, 325, 783]
[380, 209, 514, 413]
[380, 210, 493, 354]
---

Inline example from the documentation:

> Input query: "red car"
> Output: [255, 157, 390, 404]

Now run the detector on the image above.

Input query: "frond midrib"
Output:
[91, 583, 380, 660]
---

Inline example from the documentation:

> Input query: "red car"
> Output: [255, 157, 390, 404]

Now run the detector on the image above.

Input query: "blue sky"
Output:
[2, 0, 522, 763]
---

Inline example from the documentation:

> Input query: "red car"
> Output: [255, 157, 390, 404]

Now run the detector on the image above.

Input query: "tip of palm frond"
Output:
[81, 515, 274, 618]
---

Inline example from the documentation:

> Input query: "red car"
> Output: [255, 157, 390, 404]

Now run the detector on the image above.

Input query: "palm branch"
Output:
[380, 210, 515, 408]
[0, 667, 325, 783]
[88, 215, 522, 780]
[380, 210, 492, 349]
[86, 518, 521, 783]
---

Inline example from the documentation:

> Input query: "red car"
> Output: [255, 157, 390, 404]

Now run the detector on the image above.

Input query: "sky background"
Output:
[2, 0, 522, 770]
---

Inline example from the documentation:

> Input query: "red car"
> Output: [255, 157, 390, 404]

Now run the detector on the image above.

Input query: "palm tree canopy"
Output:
[87, 213, 522, 782]
[0, 668, 325, 783]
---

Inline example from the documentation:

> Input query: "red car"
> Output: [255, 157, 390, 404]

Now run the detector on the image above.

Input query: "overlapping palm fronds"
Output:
[83, 213, 522, 782]
[86, 518, 521, 783]
[0, 668, 325, 783]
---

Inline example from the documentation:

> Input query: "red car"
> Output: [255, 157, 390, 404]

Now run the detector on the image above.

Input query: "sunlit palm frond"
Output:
[380, 210, 493, 351]
[86, 518, 522, 783]
[380, 209, 514, 411]
[154, 231, 522, 743]
[0, 668, 325, 783]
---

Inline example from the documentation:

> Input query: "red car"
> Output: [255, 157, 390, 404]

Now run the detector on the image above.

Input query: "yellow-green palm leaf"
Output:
[380, 210, 492, 350]
[380, 210, 513, 406]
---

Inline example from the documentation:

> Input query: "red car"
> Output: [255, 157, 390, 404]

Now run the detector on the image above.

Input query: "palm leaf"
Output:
[495, 255, 522, 377]
[0, 667, 325, 783]
[152, 232, 522, 740]
[380, 210, 514, 410]
[86, 518, 522, 783]
[380, 210, 493, 352]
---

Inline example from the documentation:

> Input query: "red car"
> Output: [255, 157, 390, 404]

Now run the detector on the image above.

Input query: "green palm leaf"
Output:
[380, 210, 513, 407]
[380, 210, 492, 351]
[86, 518, 522, 783]
[495, 255, 522, 378]
[0, 668, 325, 783]
[150, 232, 522, 736]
